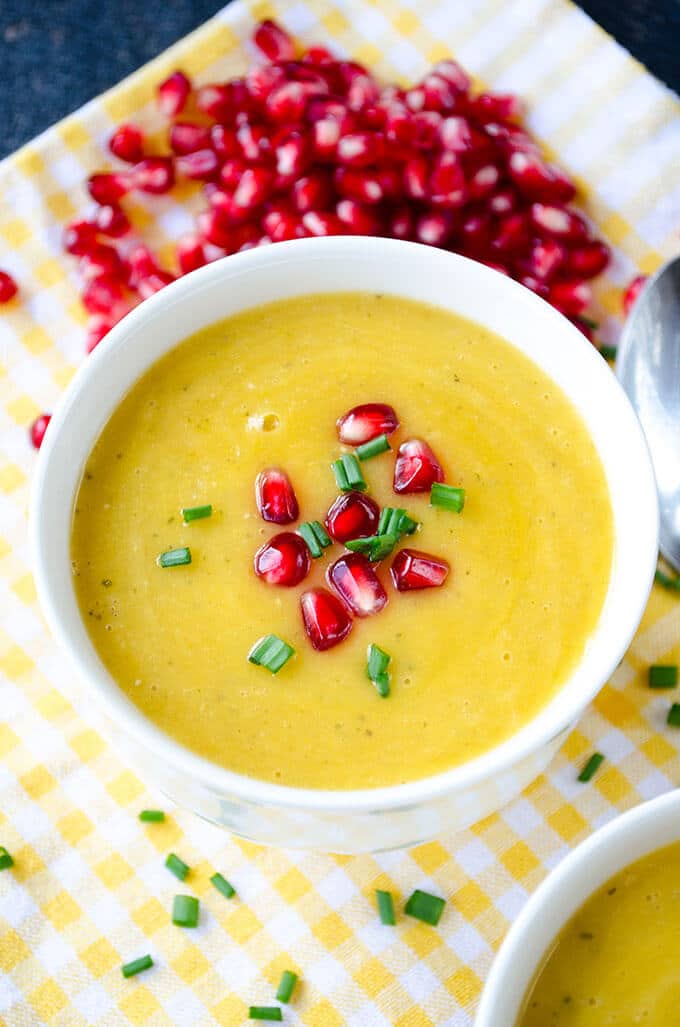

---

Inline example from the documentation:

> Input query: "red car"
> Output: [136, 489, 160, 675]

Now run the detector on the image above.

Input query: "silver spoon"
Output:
[617, 256, 680, 572]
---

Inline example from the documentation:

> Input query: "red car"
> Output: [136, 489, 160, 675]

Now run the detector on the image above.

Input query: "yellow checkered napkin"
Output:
[1, 0, 680, 1023]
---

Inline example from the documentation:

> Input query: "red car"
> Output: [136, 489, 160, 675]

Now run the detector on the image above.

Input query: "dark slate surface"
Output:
[0, 0, 678, 159]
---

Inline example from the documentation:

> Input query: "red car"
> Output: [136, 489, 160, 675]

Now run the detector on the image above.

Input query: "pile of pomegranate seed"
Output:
[25, 20, 644, 451]
[254, 402, 451, 651]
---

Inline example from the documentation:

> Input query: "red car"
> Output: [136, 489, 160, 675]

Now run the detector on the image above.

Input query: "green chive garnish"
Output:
[299, 520, 332, 559]
[376, 889, 396, 925]
[210, 872, 236, 899]
[378, 507, 418, 538]
[276, 969, 298, 1003]
[158, 547, 191, 568]
[579, 315, 599, 330]
[341, 453, 367, 492]
[0, 846, 14, 871]
[430, 482, 465, 513]
[172, 894, 199, 927]
[578, 752, 604, 782]
[356, 434, 391, 461]
[248, 634, 295, 674]
[332, 459, 350, 491]
[649, 665, 678, 689]
[599, 345, 617, 361]
[122, 954, 153, 978]
[139, 809, 165, 823]
[367, 644, 391, 697]
[668, 703, 680, 727]
[404, 889, 446, 926]
[655, 565, 680, 591]
[182, 504, 212, 523]
[345, 533, 398, 561]
[249, 1009, 282, 1022]
[165, 853, 190, 881]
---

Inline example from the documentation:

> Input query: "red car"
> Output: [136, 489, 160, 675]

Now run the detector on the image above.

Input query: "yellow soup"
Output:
[518, 840, 680, 1026]
[71, 293, 612, 789]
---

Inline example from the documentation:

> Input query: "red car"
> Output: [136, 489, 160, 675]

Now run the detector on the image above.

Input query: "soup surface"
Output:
[518, 840, 680, 1025]
[72, 293, 612, 789]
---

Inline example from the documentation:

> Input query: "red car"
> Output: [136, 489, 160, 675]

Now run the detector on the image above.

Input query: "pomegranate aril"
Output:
[88, 172, 132, 206]
[176, 234, 208, 274]
[0, 269, 18, 303]
[393, 438, 444, 494]
[337, 403, 399, 445]
[170, 122, 212, 155]
[30, 413, 51, 450]
[85, 315, 114, 353]
[262, 204, 304, 242]
[81, 274, 129, 320]
[275, 133, 310, 178]
[219, 158, 248, 191]
[328, 553, 387, 618]
[292, 172, 333, 212]
[488, 187, 517, 216]
[63, 220, 99, 255]
[109, 123, 144, 163]
[92, 205, 131, 238]
[468, 163, 500, 200]
[524, 237, 566, 281]
[432, 59, 470, 94]
[311, 117, 342, 159]
[233, 167, 275, 210]
[336, 199, 381, 235]
[519, 274, 549, 299]
[564, 240, 610, 279]
[255, 468, 299, 524]
[127, 245, 160, 286]
[254, 19, 295, 61]
[196, 83, 234, 121]
[254, 532, 311, 587]
[548, 279, 593, 315]
[439, 115, 472, 152]
[530, 203, 588, 244]
[416, 210, 452, 246]
[390, 548, 449, 591]
[132, 157, 175, 194]
[136, 271, 175, 299]
[508, 151, 576, 203]
[79, 242, 125, 281]
[303, 45, 335, 65]
[623, 274, 646, 317]
[302, 210, 345, 236]
[404, 155, 429, 199]
[420, 73, 458, 112]
[325, 491, 380, 543]
[337, 132, 384, 168]
[197, 208, 234, 249]
[157, 70, 191, 117]
[267, 80, 325, 122]
[210, 124, 239, 159]
[300, 588, 353, 651]
[459, 212, 493, 255]
[236, 122, 271, 162]
[491, 212, 529, 255]
[471, 92, 522, 123]
[389, 205, 415, 239]
[176, 149, 221, 181]
[429, 152, 466, 207]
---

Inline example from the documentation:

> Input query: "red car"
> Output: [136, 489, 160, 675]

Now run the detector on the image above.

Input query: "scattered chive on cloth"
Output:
[1, 1, 679, 1024]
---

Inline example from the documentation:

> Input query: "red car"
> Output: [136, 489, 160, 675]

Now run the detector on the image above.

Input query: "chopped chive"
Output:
[376, 889, 396, 925]
[139, 809, 165, 823]
[210, 872, 236, 899]
[0, 846, 14, 871]
[249, 1009, 282, 1022]
[299, 520, 331, 559]
[276, 969, 298, 1003]
[668, 704, 680, 727]
[599, 345, 617, 361]
[379, 507, 418, 538]
[579, 315, 599, 330]
[165, 852, 190, 881]
[122, 954, 153, 978]
[248, 634, 295, 674]
[341, 453, 367, 492]
[158, 546, 191, 568]
[345, 533, 398, 561]
[578, 752, 604, 783]
[649, 664, 678, 689]
[357, 434, 391, 461]
[430, 482, 465, 513]
[172, 894, 199, 927]
[397, 511, 418, 535]
[373, 671, 390, 697]
[332, 459, 350, 491]
[404, 889, 446, 926]
[655, 565, 680, 591]
[367, 645, 391, 697]
[182, 504, 212, 523]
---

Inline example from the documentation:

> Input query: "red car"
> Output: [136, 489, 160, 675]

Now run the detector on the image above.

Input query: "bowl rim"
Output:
[30, 236, 659, 813]
[475, 788, 680, 1024]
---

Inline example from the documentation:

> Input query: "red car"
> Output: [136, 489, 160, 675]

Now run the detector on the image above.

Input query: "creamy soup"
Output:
[518, 840, 680, 1025]
[71, 293, 612, 789]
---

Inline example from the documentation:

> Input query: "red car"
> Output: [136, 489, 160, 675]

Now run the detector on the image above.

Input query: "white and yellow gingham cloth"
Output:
[1, 1, 680, 1024]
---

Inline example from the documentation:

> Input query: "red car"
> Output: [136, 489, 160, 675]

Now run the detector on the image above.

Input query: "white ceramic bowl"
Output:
[31, 237, 658, 852]
[475, 788, 680, 1025]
